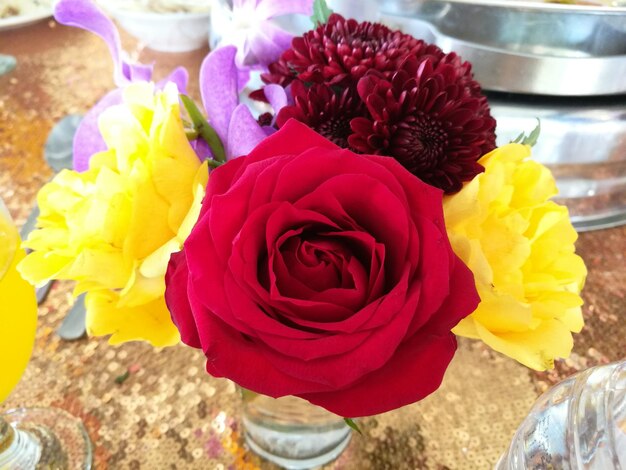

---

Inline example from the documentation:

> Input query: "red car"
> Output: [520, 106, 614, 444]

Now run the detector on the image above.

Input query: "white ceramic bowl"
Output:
[109, 9, 211, 53]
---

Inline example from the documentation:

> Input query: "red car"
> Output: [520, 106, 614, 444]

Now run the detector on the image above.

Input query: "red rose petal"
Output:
[308, 255, 368, 310]
[230, 203, 356, 324]
[257, 272, 419, 388]
[246, 119, 339, 162]
[403, 216, 452, 328]
[164, 251, 201, 349]
[198, 151, 247, 219]
[294, 173, 414, 285]
[224, 268, 321, 339]
[275, 234, 346, 294]
[407, 254, 480, 337]
[271, 148, 409, 209]
[300, 332, 457, 417]
[195, 297, 333, 397]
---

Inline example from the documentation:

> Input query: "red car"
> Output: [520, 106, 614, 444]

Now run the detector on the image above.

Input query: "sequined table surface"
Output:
[1, 20, 625, 470]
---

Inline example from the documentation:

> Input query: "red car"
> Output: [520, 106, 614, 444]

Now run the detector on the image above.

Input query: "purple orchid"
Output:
[55, 0, 291, 168]
[210, 0, 312, 77]
[199, 45, 287, 160]
[55, 0, 189, 171]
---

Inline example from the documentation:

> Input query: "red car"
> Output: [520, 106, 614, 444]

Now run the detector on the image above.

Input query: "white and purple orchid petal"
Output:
[225, 34, 253, 90]
[256, 0, 313, 19]
[284, 83, 295, 106]
[233, 0, 260, 9]
[248, 21, 293, 67]
[121, 61, 153, 83]
[54, 0, 153, 86]
[238, 67, 251, 92]
[199, 46, 240, 145]
[158, 66, 189, 94]
[220, 31, 249, 68]
[226, 104, 267, 160]
[190, 138, 213, 162]
[263, 84, 288, 115]
[262, 126, 277, 136]
[72, 88, 123, 172]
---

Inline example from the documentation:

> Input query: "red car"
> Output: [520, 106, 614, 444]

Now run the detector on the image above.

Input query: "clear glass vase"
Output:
[241, 391, 352, 469]
[496, 359, 626, 469]
[0, 408, 92, 469]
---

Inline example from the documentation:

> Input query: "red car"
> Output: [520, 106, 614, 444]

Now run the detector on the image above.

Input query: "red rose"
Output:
[165, 120, 479, 417]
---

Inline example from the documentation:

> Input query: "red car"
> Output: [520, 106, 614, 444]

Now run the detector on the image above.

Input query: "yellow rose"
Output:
[18, 82, 208, 347]
[444, 144, 587, 370]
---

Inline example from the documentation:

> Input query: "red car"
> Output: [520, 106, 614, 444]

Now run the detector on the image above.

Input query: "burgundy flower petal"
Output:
[261, 14, 444, 89]
[352, 57, 496, 193]
[257, 15, 496, 193]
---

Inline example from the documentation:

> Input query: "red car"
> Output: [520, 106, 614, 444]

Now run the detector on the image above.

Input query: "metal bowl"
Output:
[380, 0, 626, 95]
[488, 93, 626, 231]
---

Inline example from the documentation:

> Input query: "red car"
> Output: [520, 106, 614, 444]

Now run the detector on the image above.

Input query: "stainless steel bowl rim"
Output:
[441, 0, 626, 15]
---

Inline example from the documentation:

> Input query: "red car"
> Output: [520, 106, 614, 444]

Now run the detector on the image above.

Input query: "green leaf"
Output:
[524, 119, 541, 147]
[344, 418, 362, 435]
[511, 131, 524, 144]
[311, 0, 333, 27]
[115, 370, 130, 385]
[510, 119, 541, 147]
[180, 94, 226, 163]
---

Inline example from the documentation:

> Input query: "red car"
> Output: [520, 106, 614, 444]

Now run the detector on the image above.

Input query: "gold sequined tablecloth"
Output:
[1, 20, 625, 470]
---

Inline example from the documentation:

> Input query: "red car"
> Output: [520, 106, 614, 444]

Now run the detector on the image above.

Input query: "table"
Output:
[1, 19, 624, 470]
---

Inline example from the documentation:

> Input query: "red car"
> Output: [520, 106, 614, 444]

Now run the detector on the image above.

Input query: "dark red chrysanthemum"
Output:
[256, 13, 497, 193]
[275, 81, 364, 148]
[261, 13, 446, 89]
[349, 57, 496, 193]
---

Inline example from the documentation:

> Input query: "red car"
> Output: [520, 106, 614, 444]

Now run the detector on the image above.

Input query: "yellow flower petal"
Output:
[17, 81, 208, 346]
[18, 250, 73, 288]
[85, 290, 179, 347]
[177, 162, 209, 241]
[470, 293, 534, 334]
[444, 143, 587, 370]
[119, 270, 165, 308]
[67, 249, 133, 288]
[124, 161, 175, 260]
[473, 319, 574, 371]
[140, 239, 181, 279]
[452, 316, 480, 340]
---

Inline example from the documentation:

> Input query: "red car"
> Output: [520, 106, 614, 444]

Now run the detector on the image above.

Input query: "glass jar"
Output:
[241, 391, 352, 469]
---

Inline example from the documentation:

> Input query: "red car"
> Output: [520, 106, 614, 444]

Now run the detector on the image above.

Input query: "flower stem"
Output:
[344, 418, 362, 435]
[207, 159, 224, 169]
[180, 94, 226, 163]
[185, 129, 199, 140]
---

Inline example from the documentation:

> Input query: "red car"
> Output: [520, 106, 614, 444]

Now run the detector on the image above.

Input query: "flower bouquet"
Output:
[18, 0, 587, 466]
